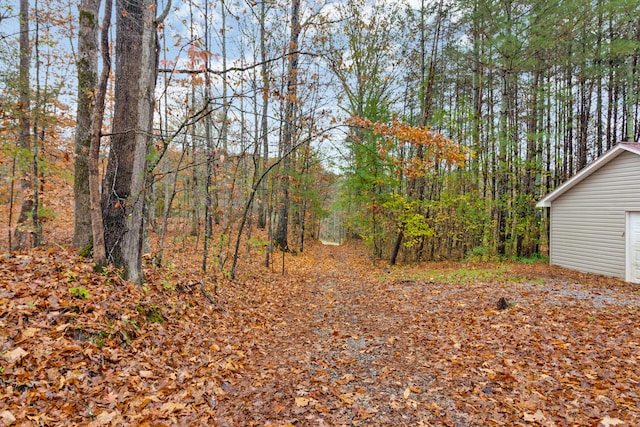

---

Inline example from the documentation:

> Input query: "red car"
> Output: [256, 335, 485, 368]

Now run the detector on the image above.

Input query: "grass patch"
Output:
[137, 304, 166, 324]
[509, 253, 549, 264]
[383, 263, 538, 285]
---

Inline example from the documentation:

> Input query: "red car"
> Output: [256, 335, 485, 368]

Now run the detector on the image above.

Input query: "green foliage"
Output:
[90, 330, 110, 347]
[382, 193, 433, 247]
[69, 287, 90, 299]
[38, 205, 57, 222]
[247, 237, 269, 255]
[340, 126, 399, 256]
[78, 242, 93, 258]
[145, 143, 164, 172]
[138, 304, 165, 324]
[465, 246, 491, 262]
[510, 253, 549, 264]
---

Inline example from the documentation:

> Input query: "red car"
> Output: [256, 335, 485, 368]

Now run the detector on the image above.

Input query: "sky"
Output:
[0, 0, 435, 169]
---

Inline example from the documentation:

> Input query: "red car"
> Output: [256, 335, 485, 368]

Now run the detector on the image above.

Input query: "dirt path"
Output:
[268, 243, 470, 426]
[2, 243, 639, 425]
[211, 243, 640, 426]
[211, 243, 469, 426]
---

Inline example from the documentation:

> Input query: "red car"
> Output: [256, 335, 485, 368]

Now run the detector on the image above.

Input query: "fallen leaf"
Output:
[403, 387, 412, 399]
[89, 411, 119, 426]
[2, 347, 28, 364]
[55, 323, 69, 332]
[104, 392, 118, 403]
[295, 397, 310, 407]
[314, 403, 332, 413]
[523, 409, 546, 422]
[160, 402, 186, 413]
[0, 410, 16, 425]
[335, 373, 355, 384]
[338, 393, 354, 405]
[20, 327, 39, 339]
[452, 336, 462, 350]
[600, 416, 625, 426]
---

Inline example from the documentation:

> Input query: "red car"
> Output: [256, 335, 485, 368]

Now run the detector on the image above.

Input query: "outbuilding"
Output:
[537, 142, 640, 283]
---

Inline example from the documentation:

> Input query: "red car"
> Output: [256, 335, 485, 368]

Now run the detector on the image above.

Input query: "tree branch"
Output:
[156, 0, 171, 24]
[158, 50, 317, 76]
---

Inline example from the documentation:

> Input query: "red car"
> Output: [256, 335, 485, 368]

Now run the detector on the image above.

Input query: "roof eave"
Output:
[536, 142, 640, 207]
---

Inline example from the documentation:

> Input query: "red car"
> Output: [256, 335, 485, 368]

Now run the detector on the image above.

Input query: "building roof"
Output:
[536, 142, 640, 207]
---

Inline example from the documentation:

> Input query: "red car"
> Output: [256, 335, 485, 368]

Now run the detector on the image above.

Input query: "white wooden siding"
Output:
[550, 151, 640, 278]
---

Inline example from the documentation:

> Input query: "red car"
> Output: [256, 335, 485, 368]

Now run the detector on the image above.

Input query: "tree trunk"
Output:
[13, 0, 32, 251]
[103, 0, 160, 284]
[89, 0, 112, 269]
[274, 0, 301, 252]
[389, 229, 403, 266]
[257, 0, 270, 230]
[73, 0, 100, 249]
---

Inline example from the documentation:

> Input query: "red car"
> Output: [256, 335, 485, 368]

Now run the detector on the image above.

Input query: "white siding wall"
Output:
[550, 151, 640, 278]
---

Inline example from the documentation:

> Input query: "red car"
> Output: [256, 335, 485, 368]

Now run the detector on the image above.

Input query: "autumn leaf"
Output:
[104, 392, 118, 403]
[338, 393, 354, 405]
[403, 387, 412, 399]
[335, 373, 355, 384]
[139, 370, 154, 378]
[160, 402, 186, 414]
[294, 397, 310, 407]
[88, 411, 120, 427]
[1, 347, 28, 364]
[600, 416, 625, 426]
[19, 327, 38, 340]
[0, 411, 16, 426]
[523, 409, 546, 422]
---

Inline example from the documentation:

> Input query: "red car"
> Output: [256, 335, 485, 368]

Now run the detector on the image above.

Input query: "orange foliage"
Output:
[347, 116, 467, 177]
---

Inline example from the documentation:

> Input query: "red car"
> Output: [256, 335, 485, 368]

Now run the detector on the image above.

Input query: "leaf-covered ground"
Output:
[1, 241, 640, 426]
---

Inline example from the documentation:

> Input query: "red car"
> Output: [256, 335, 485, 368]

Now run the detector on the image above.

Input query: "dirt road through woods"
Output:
[2, 243, 639, 425]
[212, 242, 640, 426]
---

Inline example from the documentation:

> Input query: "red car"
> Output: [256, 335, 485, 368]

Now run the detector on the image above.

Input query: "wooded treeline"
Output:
[1, 0, 640, 280]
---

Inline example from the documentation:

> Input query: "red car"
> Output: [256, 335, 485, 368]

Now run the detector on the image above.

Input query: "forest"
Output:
[2, 0, 640, 278]
[2, 1, 640, 425]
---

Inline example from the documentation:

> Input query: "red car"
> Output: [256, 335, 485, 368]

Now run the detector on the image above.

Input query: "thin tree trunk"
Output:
[202, 0, 215, 272]
[257, 0, 270, 230]
[89, 0, 112, 269]
[158, 140, 187, 265]
[73, 0, 100, 249]
[13, 0, 32, 251]
[274, 0, 301, 252]
[31, 1, 42, 248]
[389, 228, 403, 266]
